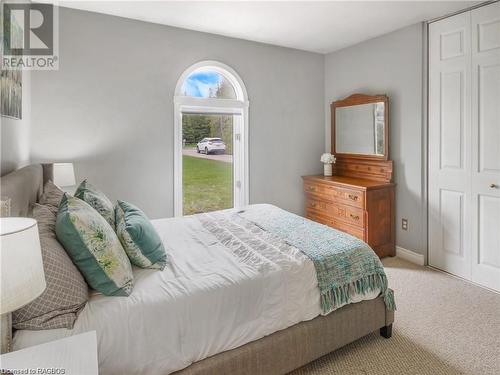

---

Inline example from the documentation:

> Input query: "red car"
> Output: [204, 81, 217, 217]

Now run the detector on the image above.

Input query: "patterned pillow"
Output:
[39, 181, 65, 215]
[13, 204, 89, 330]
[115, 200, 168, 270]
[74, 180, 115, 229]
[56, 194, 133, 296]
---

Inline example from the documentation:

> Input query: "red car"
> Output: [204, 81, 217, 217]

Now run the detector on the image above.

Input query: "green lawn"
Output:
[183, 155, 233, 215]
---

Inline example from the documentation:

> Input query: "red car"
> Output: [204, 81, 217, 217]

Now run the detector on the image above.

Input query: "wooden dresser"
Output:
[302, 175, 395, 258]
[304, 93, 396, 258]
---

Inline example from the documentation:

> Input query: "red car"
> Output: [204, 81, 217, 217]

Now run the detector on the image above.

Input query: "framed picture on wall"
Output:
[0, 68, 22, 119]
[1, 4, 23, 120]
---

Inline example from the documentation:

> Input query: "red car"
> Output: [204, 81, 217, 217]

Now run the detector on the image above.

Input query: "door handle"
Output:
[490, 184, 498, 189]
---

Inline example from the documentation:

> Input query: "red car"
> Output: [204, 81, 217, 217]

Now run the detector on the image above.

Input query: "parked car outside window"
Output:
[196, 138, 226, 155]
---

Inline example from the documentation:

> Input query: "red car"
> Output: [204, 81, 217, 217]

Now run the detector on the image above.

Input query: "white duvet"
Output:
[14, 210, 379, 374]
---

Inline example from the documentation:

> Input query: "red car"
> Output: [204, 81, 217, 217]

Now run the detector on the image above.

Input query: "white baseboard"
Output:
[396, 246, 425, 266]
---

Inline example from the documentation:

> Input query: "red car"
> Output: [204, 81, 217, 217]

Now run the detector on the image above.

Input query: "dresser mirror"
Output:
[332, 94, 389, 160]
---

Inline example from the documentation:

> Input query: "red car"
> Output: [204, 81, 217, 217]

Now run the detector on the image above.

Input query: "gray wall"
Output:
[30, 8, 325, 218]
[1, 71, 31, 176]
[325, 23, 426, 256]
[28, 8, 427, 256]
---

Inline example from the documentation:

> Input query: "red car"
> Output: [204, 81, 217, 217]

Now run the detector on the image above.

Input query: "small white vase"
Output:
[323, 163, 333, 177]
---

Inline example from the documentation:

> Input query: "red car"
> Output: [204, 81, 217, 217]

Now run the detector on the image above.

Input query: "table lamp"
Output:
[53, 163, 76, 193]
[0, 218, 46, 353]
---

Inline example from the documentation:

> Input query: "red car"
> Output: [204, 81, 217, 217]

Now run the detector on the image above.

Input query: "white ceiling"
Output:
[53, 1, 480, 54]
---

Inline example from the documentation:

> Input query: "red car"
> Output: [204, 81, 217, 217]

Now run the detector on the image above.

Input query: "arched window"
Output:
[174, 61, 249, 217]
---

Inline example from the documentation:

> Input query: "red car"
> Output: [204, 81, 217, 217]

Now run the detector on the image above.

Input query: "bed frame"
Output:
[1, 164, 394, 375]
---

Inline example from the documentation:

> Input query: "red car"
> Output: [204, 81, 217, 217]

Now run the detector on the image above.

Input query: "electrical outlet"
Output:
[402, 218, 408, 231]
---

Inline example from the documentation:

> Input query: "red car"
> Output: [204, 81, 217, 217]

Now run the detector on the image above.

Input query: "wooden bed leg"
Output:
[380, 324, 392, 339]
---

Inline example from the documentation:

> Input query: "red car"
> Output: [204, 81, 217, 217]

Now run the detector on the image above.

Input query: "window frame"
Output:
[173, 61, 249, 217]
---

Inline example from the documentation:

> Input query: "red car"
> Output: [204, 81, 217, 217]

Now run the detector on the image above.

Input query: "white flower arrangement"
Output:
[320, 153, 336, 164]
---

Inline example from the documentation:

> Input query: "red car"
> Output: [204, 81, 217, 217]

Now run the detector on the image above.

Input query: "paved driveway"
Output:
[182, 148, 233, 163]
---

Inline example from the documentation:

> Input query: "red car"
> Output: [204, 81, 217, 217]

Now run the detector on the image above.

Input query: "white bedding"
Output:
[14, 212, 379, 375]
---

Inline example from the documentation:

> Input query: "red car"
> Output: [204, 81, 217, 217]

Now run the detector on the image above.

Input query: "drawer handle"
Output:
[307, 186, 316, 192]
[310, 202, 317, 208]
[348, 194, 358, 201]
[350, 214, 360, 220]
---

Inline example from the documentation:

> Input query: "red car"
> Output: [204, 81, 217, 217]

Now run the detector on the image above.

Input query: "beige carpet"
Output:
[291, 257, 500, 375]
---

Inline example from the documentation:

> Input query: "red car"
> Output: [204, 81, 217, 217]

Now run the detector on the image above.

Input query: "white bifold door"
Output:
[429, 2, 500, 292]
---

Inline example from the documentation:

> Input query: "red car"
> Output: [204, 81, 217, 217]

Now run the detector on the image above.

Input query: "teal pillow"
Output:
[56, 194, 134, 296]
[75, 180, 115, 229]
[115, 200, 167, 270]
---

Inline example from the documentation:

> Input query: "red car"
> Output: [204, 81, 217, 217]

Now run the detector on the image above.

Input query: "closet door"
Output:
[428, 12, 472, 279]
[470, 2, 500, 291]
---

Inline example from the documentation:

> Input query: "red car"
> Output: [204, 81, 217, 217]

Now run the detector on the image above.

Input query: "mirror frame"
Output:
[331, 93, 389, 161]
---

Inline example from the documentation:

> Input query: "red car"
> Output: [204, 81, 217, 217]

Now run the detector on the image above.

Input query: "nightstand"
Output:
[0, 331, 98, 374]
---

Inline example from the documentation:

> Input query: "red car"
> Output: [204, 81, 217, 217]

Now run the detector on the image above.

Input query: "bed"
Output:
[2, 164, 394, 375]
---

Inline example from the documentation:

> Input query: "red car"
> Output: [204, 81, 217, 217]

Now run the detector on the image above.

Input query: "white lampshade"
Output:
[0, 218, 46, 314]
[53, 163, 76, 188]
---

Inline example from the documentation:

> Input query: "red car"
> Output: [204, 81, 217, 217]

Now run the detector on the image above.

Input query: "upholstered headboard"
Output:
[0, 164, 53, 217]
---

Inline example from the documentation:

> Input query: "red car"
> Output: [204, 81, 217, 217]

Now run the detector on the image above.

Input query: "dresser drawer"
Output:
[306, 209, 334, 227]
[307, 196, 365, 228]
[305, 197, 333, 215]
[303, 181, 334, 200]
[306, 209, 365, 241]
[330, 186, 364, 208]
[331, 204, 365, 228]
[304, 181, 365, 209]
[331, 219, 365, 241]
